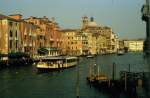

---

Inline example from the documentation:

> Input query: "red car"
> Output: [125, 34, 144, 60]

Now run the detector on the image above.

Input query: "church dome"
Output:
[88, 17, 97, 27]
[88, 21, 97, 27]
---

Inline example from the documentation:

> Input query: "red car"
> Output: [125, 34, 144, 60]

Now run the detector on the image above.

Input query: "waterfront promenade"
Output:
[0, 52, 148, 98]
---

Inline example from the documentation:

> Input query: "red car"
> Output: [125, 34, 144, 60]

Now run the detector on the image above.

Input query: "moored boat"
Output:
[117, 50, 125, 55]
[86, 55, 94, 58]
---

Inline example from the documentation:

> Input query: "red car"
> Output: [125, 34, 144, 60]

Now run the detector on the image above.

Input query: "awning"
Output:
[38, 48, 49, 54]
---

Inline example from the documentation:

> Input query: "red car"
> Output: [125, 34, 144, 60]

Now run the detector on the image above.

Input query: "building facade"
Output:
[0, 13, 119, 56]
[61, 29, 78, 55]
[9, 14, 45, 56]
[25, 16, 62, 56]
[81, 16, 119, 54]
[0, 13, 62, 56]
[124, 40, 144, 52]
[0, 14, 21, 54]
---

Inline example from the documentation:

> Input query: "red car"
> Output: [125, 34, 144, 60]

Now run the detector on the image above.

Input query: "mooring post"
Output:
[128, 64, 130, 72]
[76, 62, 80, 98]
[112, 62, 116, 81]
[125, 72, 127, 91]
[141, 0, 150, 97]
[108, 78, 111, 87]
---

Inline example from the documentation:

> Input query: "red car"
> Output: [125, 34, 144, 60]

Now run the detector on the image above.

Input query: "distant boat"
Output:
[86, 55, 94, 58]
[117, 50, 125, 56]
[36, 56, 78, 71]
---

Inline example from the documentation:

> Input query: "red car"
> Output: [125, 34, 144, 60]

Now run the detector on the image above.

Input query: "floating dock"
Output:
[86, 61, 148, 98]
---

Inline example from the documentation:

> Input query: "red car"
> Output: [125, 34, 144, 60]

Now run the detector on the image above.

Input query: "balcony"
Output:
[50, 38, 54, 41]
[24, 43, 27, 46]
[15, 37, 19, 40]
[24, 32, 27, 35]
[9, 37, 13, 40]
[29, 43, 32, 47]
[82, 45, 89, 50]
[29, 32, 32, 36]
[38, 32, 45, 36]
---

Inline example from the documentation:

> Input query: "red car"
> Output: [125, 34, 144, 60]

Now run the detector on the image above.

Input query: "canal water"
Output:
[0, 52, 148, 98]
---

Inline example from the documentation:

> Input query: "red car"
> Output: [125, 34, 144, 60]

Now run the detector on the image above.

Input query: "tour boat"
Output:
[36, 56, 78, 71]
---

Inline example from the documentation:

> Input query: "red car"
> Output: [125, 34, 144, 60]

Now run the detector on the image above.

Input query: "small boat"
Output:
[87, 60, 108, 83]
[86, 55, 94, 58]
[117, 50, 125, 55]
[36, 56, 78, 71]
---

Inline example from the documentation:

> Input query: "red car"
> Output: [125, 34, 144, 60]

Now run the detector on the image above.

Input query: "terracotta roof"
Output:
[9, 14, 22, 16]
[60, 29, 78, 32]
[103, 26, 111, 29]
[0, 13, 20, 22]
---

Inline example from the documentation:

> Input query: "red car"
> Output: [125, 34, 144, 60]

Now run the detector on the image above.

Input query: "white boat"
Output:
[86, 55, 94, 58]
[36, 56, 78, 71]
[117, 50, 125, 55]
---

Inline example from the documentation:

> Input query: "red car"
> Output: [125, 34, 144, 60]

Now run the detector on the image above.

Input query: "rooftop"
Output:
[0, 13, 20, 22]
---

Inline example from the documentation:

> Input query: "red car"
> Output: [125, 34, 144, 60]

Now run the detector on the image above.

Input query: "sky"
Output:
[0, 0, 146, 39]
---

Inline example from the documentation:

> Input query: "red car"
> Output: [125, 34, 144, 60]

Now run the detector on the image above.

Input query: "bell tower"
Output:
[82, 16, 89, 29]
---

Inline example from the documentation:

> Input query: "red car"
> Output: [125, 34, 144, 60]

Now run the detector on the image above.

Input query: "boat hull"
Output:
[37, 64, 77, 72]
[36, 56, 78, 72]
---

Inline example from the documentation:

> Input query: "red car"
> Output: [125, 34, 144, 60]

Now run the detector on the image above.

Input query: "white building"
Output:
[124, 40, 144, 52]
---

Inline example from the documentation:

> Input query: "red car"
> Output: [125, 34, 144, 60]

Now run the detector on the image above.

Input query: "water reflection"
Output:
[0, 52, 147, 98]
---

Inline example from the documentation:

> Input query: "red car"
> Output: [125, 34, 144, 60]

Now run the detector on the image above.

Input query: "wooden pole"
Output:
[142, 0, 150, 97]
[76, 63, 80, 98]
[88, 64, 92, 78]
[97, 65, 100, 77]
[124, 72, 127, 91]
[112, 62, 116, 80]
[128, 64, 130, 72]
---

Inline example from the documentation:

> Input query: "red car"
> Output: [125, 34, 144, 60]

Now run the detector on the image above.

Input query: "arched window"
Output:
[15, 30, 17, 37]
[0, 31, 1, 38]
[10, 30, 13, 37]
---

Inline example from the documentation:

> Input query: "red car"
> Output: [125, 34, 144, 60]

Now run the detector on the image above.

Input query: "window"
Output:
[9, 22, 13, 27]
[9, 40, 13, 49]
[10, 30, 13, 37]
[15, 22, 18, 26]
[16, 31, 17, 37]
[24, 35, 27, 40]
[40, 43, 42, 48]
[16, 40, 18, 49]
